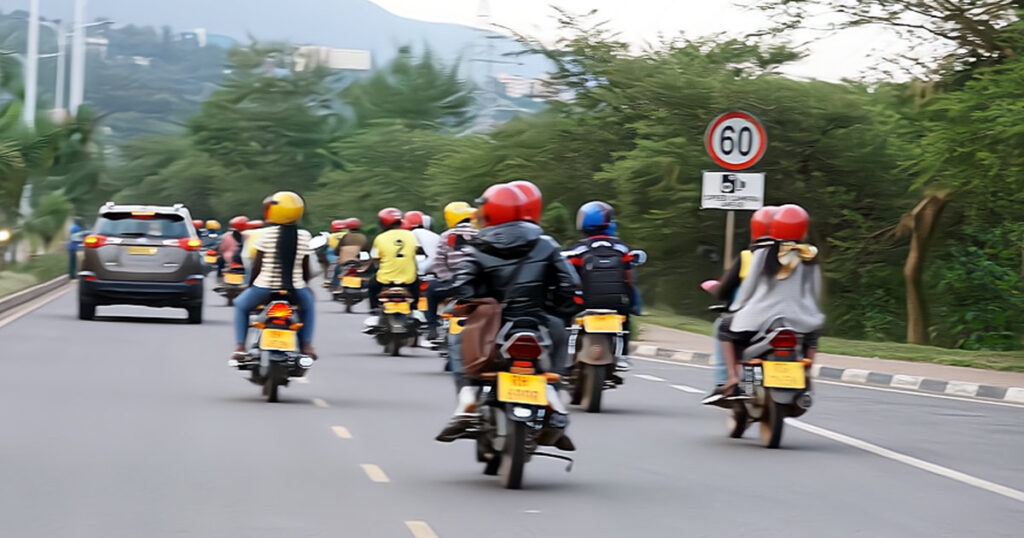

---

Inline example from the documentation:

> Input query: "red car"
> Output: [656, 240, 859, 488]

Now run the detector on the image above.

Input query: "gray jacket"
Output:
[729, 245, 826, 334]
[427, 223, 478, 282]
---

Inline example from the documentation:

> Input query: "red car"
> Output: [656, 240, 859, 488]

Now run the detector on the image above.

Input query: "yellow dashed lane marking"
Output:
[331, 426, 352, 439]
[361, 464, 390, 483]
[313, 398, 329, 408]
[405, 521, 439, 538]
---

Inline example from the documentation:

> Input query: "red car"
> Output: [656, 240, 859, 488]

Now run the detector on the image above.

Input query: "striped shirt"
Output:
[253, 226, 313, 290]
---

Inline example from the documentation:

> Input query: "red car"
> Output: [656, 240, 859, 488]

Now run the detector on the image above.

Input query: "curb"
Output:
[0, 276, 69, 316]
[629, 343, 1024, 405]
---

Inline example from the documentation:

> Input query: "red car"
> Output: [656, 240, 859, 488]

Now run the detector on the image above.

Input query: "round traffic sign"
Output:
[704, 111, 767, 171]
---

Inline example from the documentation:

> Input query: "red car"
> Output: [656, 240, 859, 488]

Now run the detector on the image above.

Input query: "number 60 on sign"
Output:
[704, 111, 767, 171]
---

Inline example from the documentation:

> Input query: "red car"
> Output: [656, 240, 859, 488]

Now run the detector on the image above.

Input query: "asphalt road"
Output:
[1, 282, 1022, 538]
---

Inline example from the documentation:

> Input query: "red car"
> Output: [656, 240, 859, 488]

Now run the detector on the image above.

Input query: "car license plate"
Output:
[497, 372, 548, 406]
[383, 302, 411, 314]
[259, 329, 297, 351]
[582, 314, 623, 333]
[417, 296, 428, 311]
[448, 317, 466, 335]
[224, 273, 245, 285]
[762, 361, 806, 389]
[204, 255, 218, 264]
[127, 246, 157, 256]
[342, 276, 362, 288]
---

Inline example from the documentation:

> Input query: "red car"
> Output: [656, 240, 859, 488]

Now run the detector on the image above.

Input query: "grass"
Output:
[0, 253, 67, 298]
[642, 308, 1024, 373]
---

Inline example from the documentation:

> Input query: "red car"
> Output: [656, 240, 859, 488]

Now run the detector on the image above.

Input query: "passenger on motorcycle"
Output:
[402, 210, 441, 277]
[231, 192, 317, 360]
[218, 216, 248, 279]
[368, 208, 420, 313]
[422, 202, 478, 341]
[435, 182, 582, 445]
[716, 204, 825, 399]
[330, 218, 370, 289]
[701, 206, 779, 405]
[563, 201, 638, 371]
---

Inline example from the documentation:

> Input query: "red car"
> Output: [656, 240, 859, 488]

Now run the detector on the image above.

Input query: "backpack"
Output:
[579, 241, 629, 310]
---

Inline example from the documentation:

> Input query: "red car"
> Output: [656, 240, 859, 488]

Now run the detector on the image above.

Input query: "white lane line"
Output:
[331, 426, 352, 439]
[634, 374, 666, 382]
[788, 418, 1024, 505]
[632, 356, 1024, 408]
[405, 521, 439, 538]
[312, 398, 329, 408]
[0, 283, 71, 330]
[361, 464, 390, 483]
[670, 384, 704, 394]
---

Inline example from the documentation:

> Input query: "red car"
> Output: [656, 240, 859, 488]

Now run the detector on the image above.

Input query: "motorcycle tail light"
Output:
[346, 266, 358, 276]
[266, 303, 293, 319]
[503, 333, 542, 360]
[510, 360, 536, 374]
[771, 330, 798, 350]
[206, 249, 217, 256]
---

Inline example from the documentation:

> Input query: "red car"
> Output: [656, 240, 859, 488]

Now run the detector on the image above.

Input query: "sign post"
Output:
[703, 111, 768, 270]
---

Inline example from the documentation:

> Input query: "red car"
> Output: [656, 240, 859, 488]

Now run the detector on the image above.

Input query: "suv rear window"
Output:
[96, 212, 190, 239]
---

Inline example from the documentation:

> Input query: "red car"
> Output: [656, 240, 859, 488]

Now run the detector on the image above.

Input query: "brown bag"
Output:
[457, 298, 503, 379]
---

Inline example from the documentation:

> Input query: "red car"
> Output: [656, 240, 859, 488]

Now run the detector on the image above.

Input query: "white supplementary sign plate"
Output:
[704, 111, 768, 170]
[701, 171, 765, 210]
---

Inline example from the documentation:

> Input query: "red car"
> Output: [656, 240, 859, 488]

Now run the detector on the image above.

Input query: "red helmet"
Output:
[770, 204, 810, 241]
[192, 219, 204, 229]
[478, 183, 527, 227]
[229, 216, 249, 230]
[345, 217, 362, 230]
[508, 180, 542, 223]
[330, 219, 347, 232]
[378, 207, 403, 229]
[247, 219, 265, 230]
[750, 206, 779, 241]
[403, 210, 424, 230]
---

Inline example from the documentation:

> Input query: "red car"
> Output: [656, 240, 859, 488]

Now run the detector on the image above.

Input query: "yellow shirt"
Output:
[327, 231, 347, 251]
[244, 228, 268, 260]
[372, 229, 419, 284]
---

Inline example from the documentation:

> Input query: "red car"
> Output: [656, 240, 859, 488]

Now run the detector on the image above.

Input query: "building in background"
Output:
[494, 73, 556, 101]
[293, 46, 372, 72]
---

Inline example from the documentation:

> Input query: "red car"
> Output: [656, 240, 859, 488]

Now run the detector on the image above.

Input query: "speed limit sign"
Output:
[704, 111, 767, 171]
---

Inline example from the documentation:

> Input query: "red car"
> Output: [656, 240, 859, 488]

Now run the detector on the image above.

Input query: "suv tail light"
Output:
[771, 330, 798, 350]
[266, 303, 293, 319]
[178, 238, 202, 251]
[502, 333, 543, 359]
[83, 234, 107, 248]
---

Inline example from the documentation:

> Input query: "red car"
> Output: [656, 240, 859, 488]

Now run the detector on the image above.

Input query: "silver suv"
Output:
[78, 202, 205, 323]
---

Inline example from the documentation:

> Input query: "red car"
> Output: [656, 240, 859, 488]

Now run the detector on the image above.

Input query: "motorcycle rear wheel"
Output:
[581, 364, 605, 413]
[759, 397, 785, 448]
[499, 419, 528, 489]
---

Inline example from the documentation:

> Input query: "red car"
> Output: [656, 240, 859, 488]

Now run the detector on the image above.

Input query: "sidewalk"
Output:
[634, 323, 1024, 404]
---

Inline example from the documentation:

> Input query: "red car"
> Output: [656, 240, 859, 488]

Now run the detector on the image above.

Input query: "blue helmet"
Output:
[606, 220, 618, 237]
[576, 201, 615, 235]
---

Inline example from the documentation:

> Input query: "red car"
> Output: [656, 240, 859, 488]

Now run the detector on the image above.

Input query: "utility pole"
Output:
[23, 0, 40, 128]
[69, 0, 87, 116]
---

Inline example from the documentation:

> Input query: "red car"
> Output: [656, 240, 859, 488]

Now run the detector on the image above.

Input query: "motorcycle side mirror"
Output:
[630, 250, 648, 265]
[358, 251, 371, 262]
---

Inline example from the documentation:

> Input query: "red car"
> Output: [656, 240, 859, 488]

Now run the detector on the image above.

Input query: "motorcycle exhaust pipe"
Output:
[796, 393, 813, 410]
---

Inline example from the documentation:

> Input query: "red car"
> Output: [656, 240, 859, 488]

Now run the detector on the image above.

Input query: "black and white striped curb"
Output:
[630, 343, 1024, 405]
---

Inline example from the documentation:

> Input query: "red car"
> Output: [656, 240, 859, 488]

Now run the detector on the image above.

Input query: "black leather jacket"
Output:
[451, 221, 582, 320]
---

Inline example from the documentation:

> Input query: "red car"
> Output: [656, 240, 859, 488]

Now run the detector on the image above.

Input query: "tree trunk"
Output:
[899, 192, 950, 345]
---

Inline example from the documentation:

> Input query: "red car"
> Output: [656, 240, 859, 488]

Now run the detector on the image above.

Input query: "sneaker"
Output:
[724, 385, 751, 401]
[554, 434, 576, 451]
[426, 326, 439, 341]
[701, 386, 727, 406]
[435, 414, 480, 442]
[615, 357, 632, 371]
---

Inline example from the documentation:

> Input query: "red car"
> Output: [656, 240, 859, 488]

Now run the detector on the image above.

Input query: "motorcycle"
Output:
[217, 262, 247, 306]
[365, 287, 422, 356]
[228, 291, 315, 402]
[727, 318, 813, 448]
[464, 319, 573, 489]
[332, 260, 369, 313]
[567, 309, 627, 413]
[202, 248, 220, 276]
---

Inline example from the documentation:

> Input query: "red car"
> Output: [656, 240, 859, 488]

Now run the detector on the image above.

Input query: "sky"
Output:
[369, 0, 909, 81]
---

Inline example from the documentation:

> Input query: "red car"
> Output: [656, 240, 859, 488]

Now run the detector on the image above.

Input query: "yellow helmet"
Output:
[205, 219, 222, 231]
[263, 191, 305, 225]
[444, 201, 477, 229]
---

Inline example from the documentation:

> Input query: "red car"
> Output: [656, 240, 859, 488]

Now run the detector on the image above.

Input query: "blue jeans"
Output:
[712, 316, 727, 385]
[234, 286, 316, 346]
[448, 331, 464, 390]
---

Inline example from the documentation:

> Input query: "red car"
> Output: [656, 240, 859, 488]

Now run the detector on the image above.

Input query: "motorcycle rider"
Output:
[324, 219, 348, 287]
[402, 210, 441, 277]
[367, 208, 420, 313]
[435, 182, 582, 447]
[701, 206, 778, 405]
[217, 216, 248, 280]
[330, 218, 370, 289]
[563, 201, 637, 371]
[423, 202, 478, 342]
[716, 204, 825, 398]
[231, 192, 317, 360]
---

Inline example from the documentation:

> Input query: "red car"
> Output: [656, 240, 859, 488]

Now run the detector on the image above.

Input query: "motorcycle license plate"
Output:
[128, 246, 157, 256]
[497, 372, 548, 406]
[342, 276, 362, 288]
[448, 317, 466, 335]
[417, 297, 428, 311]
[204, 255, 218, 264]
[260, 329, 297, 351]
[224, 273, 245, 285]
[383, 302, 411, 314]
[762, 361, 806, 389]
[582, 314, 624, 333]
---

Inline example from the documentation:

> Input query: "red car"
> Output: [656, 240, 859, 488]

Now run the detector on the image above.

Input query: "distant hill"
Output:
[37, 0, 551, 80]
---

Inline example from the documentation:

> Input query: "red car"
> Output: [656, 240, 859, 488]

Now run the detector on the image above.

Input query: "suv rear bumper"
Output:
[78, 273, 204, 307]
